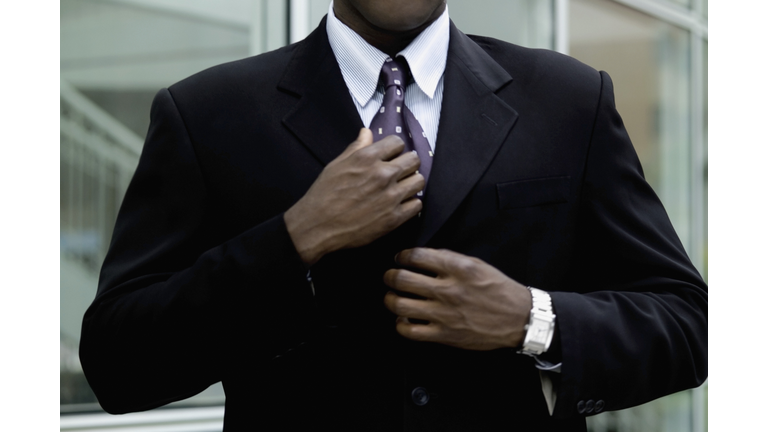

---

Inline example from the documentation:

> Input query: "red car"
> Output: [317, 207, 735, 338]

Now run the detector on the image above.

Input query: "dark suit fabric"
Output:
[80, 19, 707, 432]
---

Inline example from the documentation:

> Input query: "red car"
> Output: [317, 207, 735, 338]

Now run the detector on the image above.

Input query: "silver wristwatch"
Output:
[517, 287, 556, 357]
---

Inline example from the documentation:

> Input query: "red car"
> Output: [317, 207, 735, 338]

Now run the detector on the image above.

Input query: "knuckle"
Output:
[413, 172, 425, 188]
[410, 152, 422, 168]
[385, 213, 401, 230]
[454, 259, 475, 275]
[385, 164, 401, 178]
[388, 135, 405, 147]
[405, 198, 423, 215]
[408, 328, 425, 341]
[450, 286, 468, 304]
[356, 145, 377, 161]
[393, 300, 409, 317]
[384, 187, 399, 202]
[409, 247, 426, 263]
[348, 150, 366, 165]
[379, 211, 399, 231]
[399, 322, 419, 340]
[384, 269, 402, 288]
[383, 292, 397, 310]
[373, 166, 394, 185]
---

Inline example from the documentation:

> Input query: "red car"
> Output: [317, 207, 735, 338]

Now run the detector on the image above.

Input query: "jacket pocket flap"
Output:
[497, 176, 571, 209]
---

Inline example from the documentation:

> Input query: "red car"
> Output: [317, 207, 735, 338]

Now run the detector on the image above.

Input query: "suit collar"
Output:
[416, 22, 517, 245]
[279, 17, 364, 165]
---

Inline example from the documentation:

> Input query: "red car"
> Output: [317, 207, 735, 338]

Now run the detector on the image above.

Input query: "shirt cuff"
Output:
[534, 357, 562, 373]
[538, 369, 558, 415]
[534, 358, 561, 415]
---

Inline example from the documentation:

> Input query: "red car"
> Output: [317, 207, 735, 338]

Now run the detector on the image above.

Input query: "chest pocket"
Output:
[496, 176, 571, 209]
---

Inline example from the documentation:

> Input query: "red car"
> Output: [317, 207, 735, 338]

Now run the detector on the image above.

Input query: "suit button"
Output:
[576, 400, 586, 414]
[594, 400, 605, 413]
[585, 400, 595, 413]
[411, 387, 430, 406]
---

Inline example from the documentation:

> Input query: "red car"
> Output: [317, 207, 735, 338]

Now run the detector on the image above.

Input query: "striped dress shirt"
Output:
[326, 1, 449, 152]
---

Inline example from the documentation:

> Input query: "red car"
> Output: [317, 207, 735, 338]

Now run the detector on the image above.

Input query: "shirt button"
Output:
[576, 400, 586, 414]
[585, 400, 595, 413]
[594, 400, 605, 413]
[411, 387, 430, 406]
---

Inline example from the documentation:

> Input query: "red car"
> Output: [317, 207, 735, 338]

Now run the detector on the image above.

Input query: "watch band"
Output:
[518, 287, 556, 357]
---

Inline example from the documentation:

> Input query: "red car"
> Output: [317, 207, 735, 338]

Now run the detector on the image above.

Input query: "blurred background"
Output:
[60, 0, 708, 430]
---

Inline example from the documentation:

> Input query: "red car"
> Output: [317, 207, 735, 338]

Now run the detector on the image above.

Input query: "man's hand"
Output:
[383, 248, 532, 351]
[284, 128, 424, 265]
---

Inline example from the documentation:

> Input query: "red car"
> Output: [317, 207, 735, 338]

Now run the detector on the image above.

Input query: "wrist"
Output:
[283, 206, 330, 265]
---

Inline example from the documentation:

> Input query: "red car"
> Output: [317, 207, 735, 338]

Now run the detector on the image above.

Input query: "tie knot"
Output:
[380, 57, 409, 89]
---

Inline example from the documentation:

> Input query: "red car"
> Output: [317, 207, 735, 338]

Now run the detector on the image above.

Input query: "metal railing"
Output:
[60, 79, 142, 274]
[60, 79, 144, 408]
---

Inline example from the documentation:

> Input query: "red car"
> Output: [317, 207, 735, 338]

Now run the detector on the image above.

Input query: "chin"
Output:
[360, 0, 445, 32]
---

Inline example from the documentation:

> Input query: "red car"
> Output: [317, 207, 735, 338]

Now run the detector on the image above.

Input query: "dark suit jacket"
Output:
[80, 18, 708, 431]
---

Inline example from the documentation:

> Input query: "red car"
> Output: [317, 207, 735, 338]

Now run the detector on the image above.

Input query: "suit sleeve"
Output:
[79, 88, 314, 414]
[548, 71, 708, 418]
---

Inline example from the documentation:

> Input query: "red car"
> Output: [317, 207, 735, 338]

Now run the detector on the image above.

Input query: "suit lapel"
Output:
[416, 23, 518, 246]
[279, 18, 364, 165]
[279, 19, 518, 246]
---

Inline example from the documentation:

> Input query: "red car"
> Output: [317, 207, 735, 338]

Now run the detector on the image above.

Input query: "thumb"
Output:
[340, 128, 373, 158]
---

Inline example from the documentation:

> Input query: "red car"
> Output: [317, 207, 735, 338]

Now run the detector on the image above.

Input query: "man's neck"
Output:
[332, 0, 447, 58]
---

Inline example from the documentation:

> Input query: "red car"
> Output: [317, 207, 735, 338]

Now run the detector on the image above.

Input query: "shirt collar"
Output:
[326, 1, 450, 106]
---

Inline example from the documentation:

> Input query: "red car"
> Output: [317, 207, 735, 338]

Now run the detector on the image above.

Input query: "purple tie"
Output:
[369, 57, 433, 197]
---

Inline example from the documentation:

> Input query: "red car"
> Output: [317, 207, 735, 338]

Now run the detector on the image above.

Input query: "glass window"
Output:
[569, 1, 705, 431]
[449, 0, 554, 49]
[570, 0, 692, 253]
[60, 0, 288, 412]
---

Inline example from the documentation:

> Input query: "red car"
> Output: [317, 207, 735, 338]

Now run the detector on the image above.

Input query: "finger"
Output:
[388, 150, 421, 180]
[395, 318, 441, 342]
[383, 269, 438, 298]
[395, 196, 423, 221]
[383, 291, 438, 321]
[364, 134, 405, 161]
[395, 248, 453, 276]
[395, 172, 426, 199]
[339, 128, 374, 159]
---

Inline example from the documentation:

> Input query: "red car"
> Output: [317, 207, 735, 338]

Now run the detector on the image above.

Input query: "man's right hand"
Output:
[284, 128, 425, 265]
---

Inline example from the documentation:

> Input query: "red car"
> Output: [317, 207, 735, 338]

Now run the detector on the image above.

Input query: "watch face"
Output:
[530, 321, 548, 342]
[530, 316, 554, 342]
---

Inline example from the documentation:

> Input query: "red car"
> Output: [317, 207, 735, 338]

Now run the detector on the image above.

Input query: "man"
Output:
[80, 0, 708, 430]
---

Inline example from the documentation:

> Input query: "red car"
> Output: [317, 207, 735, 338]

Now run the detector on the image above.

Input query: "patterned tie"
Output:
[369, 56, 433, 197]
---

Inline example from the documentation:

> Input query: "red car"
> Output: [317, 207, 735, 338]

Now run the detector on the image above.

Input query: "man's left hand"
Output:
[383, 248, 532, 351]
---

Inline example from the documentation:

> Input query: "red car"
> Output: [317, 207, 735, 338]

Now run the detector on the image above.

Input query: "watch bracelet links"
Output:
[517, 287, 556, 357]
